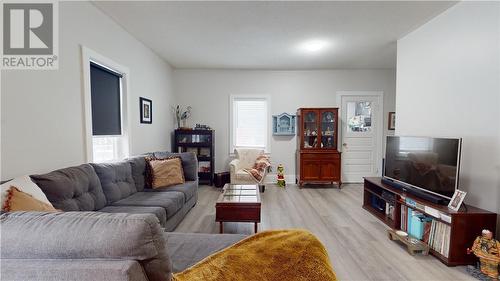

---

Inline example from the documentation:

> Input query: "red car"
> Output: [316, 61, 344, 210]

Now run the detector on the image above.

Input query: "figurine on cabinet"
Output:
[469, 229, 500, 280]
[326, 137, 333, 147]
[324, 126, 332, 136]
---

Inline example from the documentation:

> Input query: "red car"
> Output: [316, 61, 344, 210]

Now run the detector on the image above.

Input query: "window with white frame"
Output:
[89, 61, 129, 162]
[230, 96, 270, 153]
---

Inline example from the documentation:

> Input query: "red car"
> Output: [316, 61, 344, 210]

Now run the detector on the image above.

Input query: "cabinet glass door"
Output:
[302, 110, 319, 149]
[320, 110, 336, 149]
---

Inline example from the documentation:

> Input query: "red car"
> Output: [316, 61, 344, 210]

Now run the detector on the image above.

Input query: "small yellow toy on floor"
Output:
[277, 164, 286, 187]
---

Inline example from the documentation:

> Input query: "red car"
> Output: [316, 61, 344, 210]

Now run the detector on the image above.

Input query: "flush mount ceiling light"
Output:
[296, 39, 331, 54]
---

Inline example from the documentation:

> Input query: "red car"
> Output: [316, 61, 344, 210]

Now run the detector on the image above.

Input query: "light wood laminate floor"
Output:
[174, 184, 473, 281]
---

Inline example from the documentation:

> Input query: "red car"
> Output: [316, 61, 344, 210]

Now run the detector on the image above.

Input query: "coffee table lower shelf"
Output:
[215, 184, 261, 234]
[216, 204, 261, 233]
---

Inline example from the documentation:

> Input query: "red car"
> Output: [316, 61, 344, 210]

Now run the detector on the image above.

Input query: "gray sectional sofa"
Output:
[1, 151, 248, 280]
[1, 211, 246, 281]
[29, 151, 198, 231]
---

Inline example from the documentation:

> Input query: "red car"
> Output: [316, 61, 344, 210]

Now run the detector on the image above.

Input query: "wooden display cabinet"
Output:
[296, 108, 341, 187]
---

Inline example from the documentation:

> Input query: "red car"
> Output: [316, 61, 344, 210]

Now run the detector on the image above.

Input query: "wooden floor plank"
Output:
[174, 184, 475, 281]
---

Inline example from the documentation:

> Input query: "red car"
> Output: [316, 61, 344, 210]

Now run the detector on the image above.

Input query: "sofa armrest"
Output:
[1, 259, 149, 281]
[229, 159, 240, 183]
[1, 211, 172, 281]
[229, 159, 240, 172]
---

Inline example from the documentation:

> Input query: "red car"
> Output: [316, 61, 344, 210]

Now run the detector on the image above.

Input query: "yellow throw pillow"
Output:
[149, 158, 185, 188]
[2, 186, 58, 212]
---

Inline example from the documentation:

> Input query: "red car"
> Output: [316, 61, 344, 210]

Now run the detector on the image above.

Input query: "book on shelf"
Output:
[199, 147, 211, 157]
[198, 161, 211, 173]
[428, 219, 451, 258]
[422, 220, 432, 244]
[186, 147, 198, 155]
[401, 205, 408, 232]
[385, 203, 395, 221]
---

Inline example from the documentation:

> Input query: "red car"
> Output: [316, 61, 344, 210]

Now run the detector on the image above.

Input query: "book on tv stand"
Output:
[363, 177, 497, 266]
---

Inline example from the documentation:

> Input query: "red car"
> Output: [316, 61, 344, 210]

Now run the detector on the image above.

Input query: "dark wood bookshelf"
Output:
[174, 129, 215, 185]
[363, 177, 497, 266]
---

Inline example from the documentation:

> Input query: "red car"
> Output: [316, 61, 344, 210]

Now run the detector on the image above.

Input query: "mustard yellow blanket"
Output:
[173, 230, 337, 281]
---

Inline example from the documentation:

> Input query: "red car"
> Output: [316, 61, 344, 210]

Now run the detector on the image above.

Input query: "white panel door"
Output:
[341, 95, 381, 182]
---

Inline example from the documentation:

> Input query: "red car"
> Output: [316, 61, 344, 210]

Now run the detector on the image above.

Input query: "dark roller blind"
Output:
[90, 62, 122, 136]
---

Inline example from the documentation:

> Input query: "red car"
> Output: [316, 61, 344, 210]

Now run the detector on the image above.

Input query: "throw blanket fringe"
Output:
[173, 230, 337, 281]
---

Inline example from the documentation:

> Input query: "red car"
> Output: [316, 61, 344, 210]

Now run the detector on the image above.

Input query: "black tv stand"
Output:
[381, 177, 448, 205]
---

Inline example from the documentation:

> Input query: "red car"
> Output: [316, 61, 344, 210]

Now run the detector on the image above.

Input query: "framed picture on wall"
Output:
[140, 97, 152, 124]
[388, 112, 396, 130]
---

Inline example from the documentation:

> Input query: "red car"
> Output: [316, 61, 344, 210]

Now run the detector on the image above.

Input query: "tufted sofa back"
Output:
[31, 164, 106, 211]
[90, 161, 137, 204]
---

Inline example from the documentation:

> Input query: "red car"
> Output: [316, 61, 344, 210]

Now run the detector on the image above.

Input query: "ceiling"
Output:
[93, 1, 456, 70]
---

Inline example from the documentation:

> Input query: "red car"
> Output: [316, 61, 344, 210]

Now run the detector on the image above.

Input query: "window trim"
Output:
[81, 46, 131, 162]
[229, 95, 271, 154]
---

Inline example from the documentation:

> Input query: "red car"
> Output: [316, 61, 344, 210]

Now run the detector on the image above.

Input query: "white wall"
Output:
[1, 2, 176, 180]
[396, 1, 500, 221]
[174, 69, 396, 178]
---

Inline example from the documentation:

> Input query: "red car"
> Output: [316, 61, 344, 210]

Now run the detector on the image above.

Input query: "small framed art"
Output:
[388, 112, 396, 130]
[448, 189, 467, 211]
[140, 97, 152, 124]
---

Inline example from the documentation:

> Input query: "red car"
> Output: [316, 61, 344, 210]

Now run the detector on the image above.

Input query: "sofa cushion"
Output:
[99, 205, 167, 227]
[0, 211, 172, 281]
[164, 232, 247, 273]
[153, 152, 198, 181]
[143, 180, 197, 203]
[31, 164, 106, 211]
[90, 161, 137, 204]
[235, 170, 254, 181]
[112, 191, 184, 219]
[127, 156, 147, 191]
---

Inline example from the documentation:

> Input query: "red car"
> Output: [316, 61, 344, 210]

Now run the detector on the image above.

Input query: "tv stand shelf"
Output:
[363, 177, 497, 266]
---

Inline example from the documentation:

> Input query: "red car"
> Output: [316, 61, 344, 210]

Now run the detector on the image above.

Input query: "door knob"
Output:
[342, 143, 347, 147]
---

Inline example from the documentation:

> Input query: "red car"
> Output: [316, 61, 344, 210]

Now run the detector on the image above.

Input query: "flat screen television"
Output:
[384, 136, 462, 200]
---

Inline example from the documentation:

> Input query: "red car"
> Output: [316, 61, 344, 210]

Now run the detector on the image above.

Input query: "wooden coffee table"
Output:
[215, 184, 261, 233]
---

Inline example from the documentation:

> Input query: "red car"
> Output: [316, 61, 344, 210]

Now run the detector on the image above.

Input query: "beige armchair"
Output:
[229, 148, 268, 187]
